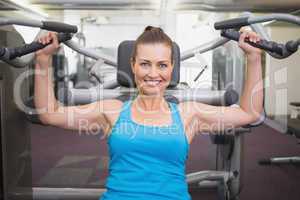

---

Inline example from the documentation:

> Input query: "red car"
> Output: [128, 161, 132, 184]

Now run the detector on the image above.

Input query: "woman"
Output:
[35, 26, 263, 200]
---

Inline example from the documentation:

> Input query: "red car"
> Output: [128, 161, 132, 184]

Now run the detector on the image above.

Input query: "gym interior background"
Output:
[0, 0, 300, 200]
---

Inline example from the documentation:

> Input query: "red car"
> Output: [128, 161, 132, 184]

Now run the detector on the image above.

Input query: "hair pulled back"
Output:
[131, 26, 174, 64]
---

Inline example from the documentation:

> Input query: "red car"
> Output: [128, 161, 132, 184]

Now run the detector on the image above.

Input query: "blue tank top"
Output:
[100, 100, 191, 200]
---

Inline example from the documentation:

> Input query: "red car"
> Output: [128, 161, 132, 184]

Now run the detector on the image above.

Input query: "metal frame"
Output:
[58, 87, 234, 105]
[248, 14, 300, 26]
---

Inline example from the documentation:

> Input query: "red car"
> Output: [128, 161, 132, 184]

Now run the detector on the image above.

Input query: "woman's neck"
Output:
[134, 94, 168, 113]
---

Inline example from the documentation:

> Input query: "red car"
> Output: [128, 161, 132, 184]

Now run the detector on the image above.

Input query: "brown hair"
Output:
[131, 26, 174, 64]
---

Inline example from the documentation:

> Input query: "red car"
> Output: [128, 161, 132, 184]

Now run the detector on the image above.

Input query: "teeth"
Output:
[145, 80, 161, 86]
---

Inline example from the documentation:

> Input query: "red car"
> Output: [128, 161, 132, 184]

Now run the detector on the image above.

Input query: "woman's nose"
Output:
[148, 65, 159, 77]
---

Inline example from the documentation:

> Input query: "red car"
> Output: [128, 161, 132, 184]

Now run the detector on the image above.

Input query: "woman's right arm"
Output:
[34, 32, 122, 134]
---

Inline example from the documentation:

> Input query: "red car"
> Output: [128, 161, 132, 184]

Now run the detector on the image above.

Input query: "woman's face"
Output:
[131, 43, 173, 96]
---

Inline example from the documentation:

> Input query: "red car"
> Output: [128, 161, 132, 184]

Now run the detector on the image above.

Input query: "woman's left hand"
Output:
[238, 28, 262, 57]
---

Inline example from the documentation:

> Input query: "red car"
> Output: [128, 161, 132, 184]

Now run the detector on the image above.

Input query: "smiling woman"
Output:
[34, 22, 263, 200]
[130, 26, 174, 96]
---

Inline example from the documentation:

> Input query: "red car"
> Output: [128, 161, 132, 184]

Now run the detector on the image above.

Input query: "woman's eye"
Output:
[140, 62, 149, 67]
[159, 64, 167, 68]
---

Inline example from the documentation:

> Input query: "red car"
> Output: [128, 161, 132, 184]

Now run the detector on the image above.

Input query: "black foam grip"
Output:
[220, 29, 283, 55]
[57, 33, 73, 43]
[214, 17, 249, 30]
[285, 40, 299, 53]
[9, 33, 72, 59]
[42, 21, 78, 33]
[9, 43, 45, 59]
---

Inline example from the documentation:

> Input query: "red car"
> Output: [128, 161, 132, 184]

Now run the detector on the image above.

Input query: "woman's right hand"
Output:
[35, 32, 60, 62]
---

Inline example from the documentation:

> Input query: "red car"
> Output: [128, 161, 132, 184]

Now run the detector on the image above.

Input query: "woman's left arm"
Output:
[182, 29, 264, 134]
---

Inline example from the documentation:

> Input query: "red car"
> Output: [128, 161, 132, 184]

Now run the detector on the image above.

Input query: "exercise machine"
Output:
[214, 12, 300, 182]
[0, 17, 240, 200]
[1, 12, 299, 200]
[0, 18, 77, 200]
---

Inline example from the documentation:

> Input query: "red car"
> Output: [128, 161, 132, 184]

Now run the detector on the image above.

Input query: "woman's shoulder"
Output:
[177, 101, 192, 111]
[99, 99, 124, 119]
[100, 99, 127, 138]
[101, 99, 124, 110]
[177, 101, 198, 120]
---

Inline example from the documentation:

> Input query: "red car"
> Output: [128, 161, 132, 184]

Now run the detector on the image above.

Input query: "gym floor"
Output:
[30, 121, 300, 200]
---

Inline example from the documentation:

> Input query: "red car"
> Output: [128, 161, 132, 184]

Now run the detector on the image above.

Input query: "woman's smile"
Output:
[131, 43, 173, 95]
[144, 79, 162, 87]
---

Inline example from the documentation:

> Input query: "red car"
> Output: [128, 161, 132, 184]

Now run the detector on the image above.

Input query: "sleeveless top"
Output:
[100, 100, 191, 200]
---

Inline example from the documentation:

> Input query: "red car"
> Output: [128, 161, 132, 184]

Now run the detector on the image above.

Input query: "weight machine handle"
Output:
[214, 17, 249, 30]
[0, 33, 72, 60]
[220, 29, 284, 55]
[42, 21, 78, 33]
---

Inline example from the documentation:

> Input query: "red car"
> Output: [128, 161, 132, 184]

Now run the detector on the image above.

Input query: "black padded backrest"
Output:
[117, 40, 180, 88]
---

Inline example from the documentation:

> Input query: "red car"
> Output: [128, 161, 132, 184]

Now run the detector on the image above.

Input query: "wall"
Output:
[264, 26, 300, 117]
